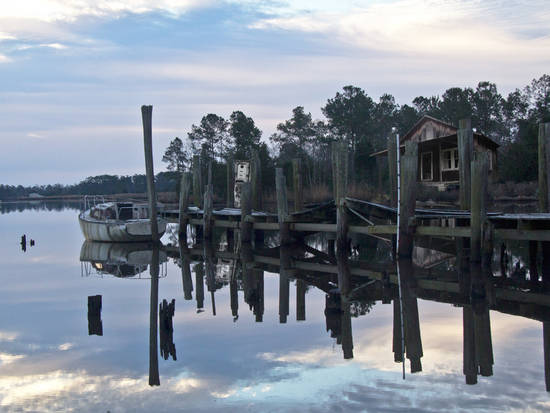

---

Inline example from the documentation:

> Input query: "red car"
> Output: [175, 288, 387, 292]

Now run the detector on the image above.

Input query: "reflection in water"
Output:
[159, 299, 176, 361]
[87, 295, 102, 336]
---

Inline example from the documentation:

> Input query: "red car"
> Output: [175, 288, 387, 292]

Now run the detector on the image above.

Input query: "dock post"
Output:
[538, 123, 550, 285]
[141, 105, 159, 244]
[336, 142, 349, 254]
[471, 152, 489, 263]
[195, 263, 204, 311]
[388, 132, 398, 209]
[203, 162, 214, 240]
[192, 155, 202, 208]
[148, 246, 160, 386]
[87, 295, 102, 336]
[250, 149, 264, 245]
[341, 298, 354, 359]
[226, 159, 234, 208]
[398, 142, 418, 258]
[296, 279, 306, 321]
[179, 243, 193, 300]
[178, 172, 192, 242]
[458, 119, 473, 210]
[276, 168, 291, 245]
[279, 245, 291, 324]
[544, 322, 550, 391]
[292, 158, 304, 212]
[240, 182, 253, 244]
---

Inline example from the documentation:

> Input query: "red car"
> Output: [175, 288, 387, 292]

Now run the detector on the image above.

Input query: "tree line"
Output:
[2, 74, 548, 201]
[162, 74, 549, 190]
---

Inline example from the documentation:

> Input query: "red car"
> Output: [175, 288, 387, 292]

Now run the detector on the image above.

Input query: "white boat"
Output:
[79, 201, 166, 242]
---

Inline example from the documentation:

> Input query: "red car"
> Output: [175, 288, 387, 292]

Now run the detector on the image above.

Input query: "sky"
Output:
[1, 0, 549, 186]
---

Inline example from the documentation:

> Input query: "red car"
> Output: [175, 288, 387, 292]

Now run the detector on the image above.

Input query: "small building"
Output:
[371, 115, 499, 190]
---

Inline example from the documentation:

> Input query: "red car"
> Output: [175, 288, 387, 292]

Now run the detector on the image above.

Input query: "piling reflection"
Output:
[77, 233, 550, 392]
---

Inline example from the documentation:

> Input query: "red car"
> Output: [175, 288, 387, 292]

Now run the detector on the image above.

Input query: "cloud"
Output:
[250, 0, 550, 59]
[0, 1, 210, 23]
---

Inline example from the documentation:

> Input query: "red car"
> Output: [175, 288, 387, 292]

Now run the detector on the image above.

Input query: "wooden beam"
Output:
[141, 105, 159, 243]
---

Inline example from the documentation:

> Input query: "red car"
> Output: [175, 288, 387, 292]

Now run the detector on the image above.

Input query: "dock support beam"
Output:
[192, 155, 202, 208]
[141, 105, 159, 244]
[471, 152, 488, 263]
[458, 119, 473, 210]
[226, 159, 234, 208]
[398, 142, 418, 258]
[538, 123, 550, 285]
[293, 158, 304, 212]
[203, 162, 214, 240]
[178, 172, 192, 242]
[276, 168, 291, 245]
[250, 149, 264, 245]
[240, 182, 252, 244]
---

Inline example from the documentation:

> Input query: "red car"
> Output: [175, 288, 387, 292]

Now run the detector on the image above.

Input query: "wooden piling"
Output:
[203, 162, 214, 240]
[276, 168, 291, 245]
[192, 155, 202, 208]
[463, 306, 478, 384]
[341, 298, 354, 359]
[226, 159, 234, 208]
[179, 243, 193, 300]
[87, 295, 102, 336]
[471, 152, 489, 263]
[335, 142, 349, 259]
[398, 142, 418, 258]
[240, 182, 253, 244]
[250, 149, 262, 211]
[149, 246, 160, 386]
[544, 322, 550, 392]
[178, 172, 192, 241]
[538, 123, 550, 211]
[296, 279, 306, 321]
[279, 245, 291, 323]
[458, 118, 473, 210]
[141, 105, 159, 243]
[195, 263, 205, 311]
[292, 158, 304, 212]
[388, 132, 398, 208]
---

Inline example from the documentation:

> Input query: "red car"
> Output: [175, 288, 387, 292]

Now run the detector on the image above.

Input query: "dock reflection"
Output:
[79, 235, 550, 391]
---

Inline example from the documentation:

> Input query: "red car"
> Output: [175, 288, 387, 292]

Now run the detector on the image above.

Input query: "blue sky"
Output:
[1, 0, 549, 185]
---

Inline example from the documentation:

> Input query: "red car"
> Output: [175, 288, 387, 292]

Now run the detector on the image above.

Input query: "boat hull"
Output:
[79, 213, 167, 242]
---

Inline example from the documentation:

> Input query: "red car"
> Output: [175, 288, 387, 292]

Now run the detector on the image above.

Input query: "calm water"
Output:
[1, 204, 549, 412]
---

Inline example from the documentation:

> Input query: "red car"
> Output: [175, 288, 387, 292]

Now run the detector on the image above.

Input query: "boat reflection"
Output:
[78, 234, 550, 392]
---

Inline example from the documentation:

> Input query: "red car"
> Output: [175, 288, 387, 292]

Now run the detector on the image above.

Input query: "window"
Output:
[441, 148, 459, 171]
[421, 152, 433, 181]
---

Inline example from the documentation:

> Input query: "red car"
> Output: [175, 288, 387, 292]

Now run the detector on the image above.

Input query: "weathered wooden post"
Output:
[226, 159, 235, 208]
[470, 152, 489, 263]
[178, 172, 192, 241]
[335, 142, 349, 255]
[87, 295, 102, 336]
[240, 182, 253, 244]
[179, 243, 193, 300]
[279, 245, 291, 324]
[253, 269, 265, 322]
[195, 263, 205, 311]
[203, 162, 214, 240]
[340, 298, 354, 359]
[276, 168, 291, 245]
[458, 119, 473, 210]
[544, 322, 550, 392]
[398, 142, 418, 258]
[296, 279, 306, 321]
[149, 245, 160, 386]
[250, 149, 262, 210]
[292, 158, 304, 212]
[399, 259, 423, 373]
[141, 105, 159, 244]
[463, 305, 477, 384]
[393, 297, 403, 363]
[538, 123, 550, 284]
[230, 273, 239, 320]
[192, 155, 202, 208]
[388, 132, 398, 208]
[250, 150, 264, 245]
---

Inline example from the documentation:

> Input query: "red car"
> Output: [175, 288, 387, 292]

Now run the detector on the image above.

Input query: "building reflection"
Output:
[79, 233, 550, 391]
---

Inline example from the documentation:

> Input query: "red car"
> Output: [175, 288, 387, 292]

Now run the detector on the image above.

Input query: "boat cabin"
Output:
[371, 115, 499, 190]
[89, 202, 150, 221]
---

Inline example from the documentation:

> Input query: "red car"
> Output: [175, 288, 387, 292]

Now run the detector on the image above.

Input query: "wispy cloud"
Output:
[250, 0, 550, 59]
